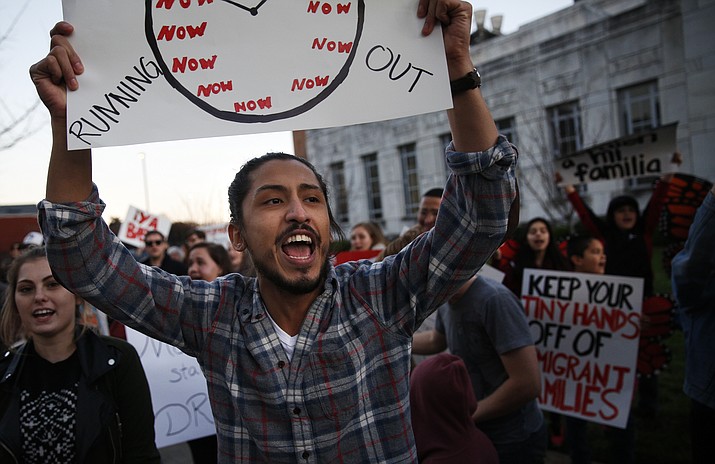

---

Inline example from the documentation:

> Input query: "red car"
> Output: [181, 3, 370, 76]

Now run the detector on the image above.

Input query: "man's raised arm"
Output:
[418, 0, 499, 152]
[30, 21, 92, 203]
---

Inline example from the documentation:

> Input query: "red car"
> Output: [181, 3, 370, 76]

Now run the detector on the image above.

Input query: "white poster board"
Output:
[521, 269, 643, 429]
[554, 124, 679, 186]
[476, 263, 505, 283]
[126, 327, 215, 448]
[62, 0, 452, 149]
[117, 205, 172, 248]
[199, 222, 230, 248]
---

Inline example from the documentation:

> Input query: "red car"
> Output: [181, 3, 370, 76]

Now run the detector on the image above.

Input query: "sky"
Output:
[0, 0, 573, 224]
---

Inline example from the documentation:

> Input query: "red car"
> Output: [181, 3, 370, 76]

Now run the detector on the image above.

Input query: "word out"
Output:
[365, 45, 433, 93]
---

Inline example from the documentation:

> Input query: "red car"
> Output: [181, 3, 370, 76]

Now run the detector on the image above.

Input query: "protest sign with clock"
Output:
[146, 0, 365, 122]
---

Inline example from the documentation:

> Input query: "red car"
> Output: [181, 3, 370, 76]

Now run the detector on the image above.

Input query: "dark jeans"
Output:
[691, 398, 715, 464]
[493, 422, 548, 464]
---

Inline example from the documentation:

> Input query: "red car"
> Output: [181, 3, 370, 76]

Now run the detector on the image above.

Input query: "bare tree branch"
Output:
[0, 0, 32, 47]
[0, 0, 45, 151]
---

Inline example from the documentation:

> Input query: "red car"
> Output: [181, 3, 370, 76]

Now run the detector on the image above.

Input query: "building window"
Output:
[362, 153, 383, 221]
[399, 143, 420, 217]
[618, 81, 661, 190]
[495, 117, 517, 146]
[618, 81, 660, 135]
[547, 101, 583, 158]
[328, 161, 349, 224]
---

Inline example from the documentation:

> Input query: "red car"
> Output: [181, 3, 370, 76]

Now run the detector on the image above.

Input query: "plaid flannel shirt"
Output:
[39, 136, 517, 463]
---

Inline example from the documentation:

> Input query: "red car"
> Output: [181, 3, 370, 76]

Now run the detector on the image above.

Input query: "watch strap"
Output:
[450, 67, 481, 95]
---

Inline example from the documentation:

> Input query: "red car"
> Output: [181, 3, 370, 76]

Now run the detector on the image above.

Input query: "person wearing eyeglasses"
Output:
[140, 230, 187, 276]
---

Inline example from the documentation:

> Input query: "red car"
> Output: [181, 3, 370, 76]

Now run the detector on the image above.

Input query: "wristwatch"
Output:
[450, 67, 481, 95]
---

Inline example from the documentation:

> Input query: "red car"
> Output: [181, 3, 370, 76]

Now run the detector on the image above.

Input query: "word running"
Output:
[68, 56, 163, 146]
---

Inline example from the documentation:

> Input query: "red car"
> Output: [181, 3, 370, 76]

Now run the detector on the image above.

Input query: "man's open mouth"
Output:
[282, 233, 315, 260]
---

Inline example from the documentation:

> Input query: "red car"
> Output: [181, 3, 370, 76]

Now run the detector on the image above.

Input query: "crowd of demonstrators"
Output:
[12, 0, 707, 461]
[412, 274, 545, 464]
[671, 184, 715, 464]
[0, 246, 160, 463]
[31, 2, 518, 463]
[564, 178, 673, 420]
[348, 222, 387, 251]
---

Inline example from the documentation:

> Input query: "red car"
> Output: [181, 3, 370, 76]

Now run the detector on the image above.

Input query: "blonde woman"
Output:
[0, 247, 159, 463]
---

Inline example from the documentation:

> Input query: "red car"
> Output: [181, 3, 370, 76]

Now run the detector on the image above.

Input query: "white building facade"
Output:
[301, 0, 715, 236]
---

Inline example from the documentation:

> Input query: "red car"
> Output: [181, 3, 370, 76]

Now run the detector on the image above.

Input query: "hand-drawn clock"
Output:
[145, 0, 365, 123]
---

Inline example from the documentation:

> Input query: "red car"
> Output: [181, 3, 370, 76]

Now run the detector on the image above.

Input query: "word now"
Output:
[312, 38, 353, 54]
[172, 55, 218, 73]
[155, 0, 214, 9]
[157, 22, 207, 41]
[292, 75, 329, 92]
[307, 1, 352, 15]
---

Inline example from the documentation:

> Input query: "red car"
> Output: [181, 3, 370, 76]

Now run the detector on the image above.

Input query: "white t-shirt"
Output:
[266, 312, 299, 361]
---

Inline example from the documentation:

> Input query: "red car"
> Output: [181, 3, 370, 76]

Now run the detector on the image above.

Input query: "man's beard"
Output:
[251, 251, 330, 295]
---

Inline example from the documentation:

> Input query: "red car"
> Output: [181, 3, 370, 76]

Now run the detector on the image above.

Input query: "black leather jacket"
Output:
[0, 329, 160, 463]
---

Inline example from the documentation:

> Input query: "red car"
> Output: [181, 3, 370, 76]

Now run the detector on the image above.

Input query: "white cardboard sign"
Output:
[62, 0, 452, 149]
[521, 268, 643, 429]
[117, 205, 173, 248]
[126, 327, 215, 448]
[554, 124, 679, 186]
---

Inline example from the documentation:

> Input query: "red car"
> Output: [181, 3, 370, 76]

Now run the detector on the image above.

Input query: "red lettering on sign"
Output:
[233, 97, 272, 113]
[311, 38, 353, 53]
[157, 22, 208, 41]
[197, 80, 233, 97]
[172, 55, 218, 73]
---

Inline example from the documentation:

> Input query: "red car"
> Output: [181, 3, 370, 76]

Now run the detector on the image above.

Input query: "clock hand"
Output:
[218, 0, 269, 16]
[253, 0, 269, 12]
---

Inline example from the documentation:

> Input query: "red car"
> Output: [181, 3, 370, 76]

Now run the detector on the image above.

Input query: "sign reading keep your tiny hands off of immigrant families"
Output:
[62, 0, 452, 150]
[522, 269, 644, 429]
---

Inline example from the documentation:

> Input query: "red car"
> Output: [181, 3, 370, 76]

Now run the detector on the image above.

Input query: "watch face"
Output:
[146, 0, 365, 123]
